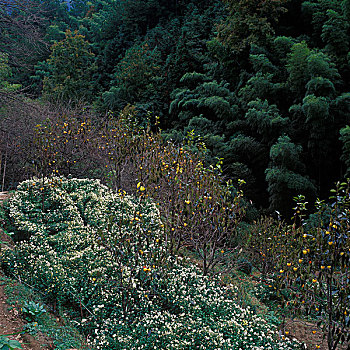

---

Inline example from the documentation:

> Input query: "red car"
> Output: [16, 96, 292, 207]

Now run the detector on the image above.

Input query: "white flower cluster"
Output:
[88, 258, 301, 349]
[1, 177, 302, 350]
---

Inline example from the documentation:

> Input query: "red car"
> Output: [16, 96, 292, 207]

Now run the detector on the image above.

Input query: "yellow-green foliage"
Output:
[43, 30, 96, 103]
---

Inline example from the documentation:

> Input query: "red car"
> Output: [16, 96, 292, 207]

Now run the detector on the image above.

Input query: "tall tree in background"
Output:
[265, 135, 316, 215]
[0, 52, 20, 93]
[0, 0, 349, 215]
[287, 43, 342, 193]
[43, 30, 96, 103]
[340, 125, 350, 176]
[102, 42, 161, 116]
[217, 0, 290, 52]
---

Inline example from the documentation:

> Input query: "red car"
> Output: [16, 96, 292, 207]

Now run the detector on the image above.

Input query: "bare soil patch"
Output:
[0, 192, 9, 202]
[284, 318, 327, 350]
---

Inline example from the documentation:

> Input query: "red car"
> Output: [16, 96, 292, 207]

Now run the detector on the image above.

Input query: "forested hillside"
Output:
[1, 0, 350, 216]
[1, 1, 350, 349]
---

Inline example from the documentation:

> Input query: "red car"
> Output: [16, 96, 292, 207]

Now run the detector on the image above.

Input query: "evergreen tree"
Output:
[244, 99, 288, 143]
[321, 9, 349, 57]
[102, 42, 161, 116]
[286, 41, 311, 95]
[0, 52, 20, 92]
[217, 0, 289, 52]
[43, 30, 96, 103]
[340, 125, 350, 176]
[265, 135, 316, 215]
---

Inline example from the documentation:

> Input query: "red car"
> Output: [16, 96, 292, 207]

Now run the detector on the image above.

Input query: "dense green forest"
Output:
[1, 1, 350, 349]
[1, 0, 350, 217]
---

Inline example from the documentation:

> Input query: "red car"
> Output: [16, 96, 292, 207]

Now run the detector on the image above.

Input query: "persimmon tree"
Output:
[273, 183, 350, 350]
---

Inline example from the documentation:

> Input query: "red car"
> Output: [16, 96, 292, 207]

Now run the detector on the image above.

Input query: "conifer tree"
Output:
[43, 30, 96, 103]
[265, 135, 316, 215]
[217, 0, 289, 51]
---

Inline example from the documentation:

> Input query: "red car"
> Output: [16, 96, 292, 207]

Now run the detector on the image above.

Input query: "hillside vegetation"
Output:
[0, 0, 350, 349]
[1, 0, 350, 214]
[1, 176, 303, 350]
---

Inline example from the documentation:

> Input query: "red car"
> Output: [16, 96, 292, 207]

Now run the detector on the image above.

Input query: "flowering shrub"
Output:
[88, 261, 302, 350]
[1, 177, 302, 349]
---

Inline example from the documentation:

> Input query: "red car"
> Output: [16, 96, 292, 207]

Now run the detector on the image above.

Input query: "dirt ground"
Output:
[284, 318, 328, 350]
[0, 192, 9, 201]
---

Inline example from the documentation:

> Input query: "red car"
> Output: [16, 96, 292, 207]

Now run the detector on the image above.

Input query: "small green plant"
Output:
[0, 335, 22, 350]
[22, 322, 39, 335]
[22, 301, 46, 320]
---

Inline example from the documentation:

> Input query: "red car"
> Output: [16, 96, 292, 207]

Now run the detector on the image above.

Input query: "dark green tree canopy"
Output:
[43, 30, 96, 103]
[2, 0, 350, 215]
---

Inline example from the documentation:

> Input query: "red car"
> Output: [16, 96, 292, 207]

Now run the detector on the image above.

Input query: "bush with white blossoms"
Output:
[1, 177, 302, 349]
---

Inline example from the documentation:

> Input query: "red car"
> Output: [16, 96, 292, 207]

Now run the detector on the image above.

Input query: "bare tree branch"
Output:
[0, 0, 50, 71]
